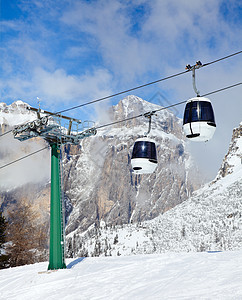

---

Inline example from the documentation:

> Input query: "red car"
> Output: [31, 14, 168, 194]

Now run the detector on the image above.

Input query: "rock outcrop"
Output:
[215, 122, 242, 180]
[64, 95, 202, 234]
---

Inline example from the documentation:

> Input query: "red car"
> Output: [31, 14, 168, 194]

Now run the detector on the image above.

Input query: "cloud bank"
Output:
[0, 0, 242, 179]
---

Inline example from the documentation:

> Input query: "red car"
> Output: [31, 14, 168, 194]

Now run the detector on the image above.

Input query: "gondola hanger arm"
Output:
[186, 61, 203, 97]
[143, 111, 157, 136]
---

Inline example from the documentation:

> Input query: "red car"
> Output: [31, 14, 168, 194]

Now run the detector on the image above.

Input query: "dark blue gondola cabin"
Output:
[131, 137, 158, 174]
[183, 97, 216, 142]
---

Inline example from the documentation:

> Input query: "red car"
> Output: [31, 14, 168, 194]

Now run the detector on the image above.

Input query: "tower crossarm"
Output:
[12, 106, 97, 144]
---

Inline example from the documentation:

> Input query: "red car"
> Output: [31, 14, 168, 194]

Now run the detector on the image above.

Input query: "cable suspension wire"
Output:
[57, 70, 189, 114]
[202, 50, 242, 67]
[0, 50, 241, 138]
[0, 146, 49, 170]
[0, 129, 13, 137]
[201, 82, 242, 97]
[0, 70, 189, 138]
[57, 50, 242, 114]
[95, 81, 242, 130]
[0, 80, 241, 171]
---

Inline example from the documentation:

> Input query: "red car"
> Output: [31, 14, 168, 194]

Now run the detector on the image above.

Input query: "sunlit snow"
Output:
[1, 251, 242, 299]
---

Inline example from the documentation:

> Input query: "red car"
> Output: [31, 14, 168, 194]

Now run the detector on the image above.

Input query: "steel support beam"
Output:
[48, 143, 66, 270]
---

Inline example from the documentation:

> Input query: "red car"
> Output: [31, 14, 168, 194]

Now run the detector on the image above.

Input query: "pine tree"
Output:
[6, 202, 47, 267]
[93, 239, 101, 256]
[113, 234, 118, 245]
[0, 212, 9, 269]
[0, 212, 7, 247]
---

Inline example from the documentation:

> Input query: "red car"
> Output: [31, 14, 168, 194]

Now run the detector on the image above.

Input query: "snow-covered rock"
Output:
[215, 123, 242, 180]
[66, 122, 242, 257]
[0, 100, 33, 128]
[64, 95, 201, 235]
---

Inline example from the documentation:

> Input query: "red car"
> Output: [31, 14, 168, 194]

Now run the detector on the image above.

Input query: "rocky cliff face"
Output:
[64, 95, 202, 235]
[66, 122, 242, 257]
[215, 122, 242, 180]
[0, 97, 202, 240]
[1, 100, 241, 258]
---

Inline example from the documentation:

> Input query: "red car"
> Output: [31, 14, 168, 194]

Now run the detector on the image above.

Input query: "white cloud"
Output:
[0, 134, 50, 191]
[1, 67, 113, 108]
[34, 67, 113, 105]
[1, 0, 242, 179]
[60, 1, 155, 81]
[2, 0, 241, 99]
[59, 0, 242, 85]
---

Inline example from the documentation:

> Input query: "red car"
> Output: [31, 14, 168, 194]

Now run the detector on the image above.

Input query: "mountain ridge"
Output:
[64, 95, 201, 234]
[66, 122, 242, 257]
[0, 97, 207, 258]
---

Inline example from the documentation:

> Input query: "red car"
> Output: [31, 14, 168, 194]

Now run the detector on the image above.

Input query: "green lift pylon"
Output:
[13, 107, 97, 270]
[48, 143, 66, 270]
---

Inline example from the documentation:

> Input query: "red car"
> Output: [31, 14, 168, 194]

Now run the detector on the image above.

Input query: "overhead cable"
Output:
[1, 49, 241, 138]
[57, 70, 189, 114]
[0, 81, 241, 171]
[0, 129, 13, 137]
[57, 50, 242, 114]
[201, 82, 242, 97]
[203, 50, 242, 67]
[0, 146, 49, 170]
[95, 81, 242, 130]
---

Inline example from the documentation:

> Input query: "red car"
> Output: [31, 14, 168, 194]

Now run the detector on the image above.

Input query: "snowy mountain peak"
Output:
[109, 95, 183, 142]
[12, 100, 29, 106]
[0, 100, 34, 127]
[64, 95, 202, 237]
[0, 100, 30, 113]
[115, 95, 168, 119]
[120, 95, 162, 109]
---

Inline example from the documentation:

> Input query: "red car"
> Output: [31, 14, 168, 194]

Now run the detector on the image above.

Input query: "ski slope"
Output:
[1, 251, 242, 299]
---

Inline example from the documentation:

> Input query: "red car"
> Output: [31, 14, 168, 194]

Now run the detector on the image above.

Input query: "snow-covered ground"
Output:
[66, 164, 242, 258]
[1, 251, 242, 299]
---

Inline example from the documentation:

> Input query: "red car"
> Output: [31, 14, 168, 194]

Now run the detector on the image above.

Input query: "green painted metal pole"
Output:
[48, 143, 66, 270]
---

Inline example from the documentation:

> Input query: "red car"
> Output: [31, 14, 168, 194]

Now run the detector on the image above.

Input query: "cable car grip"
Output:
[143, 111, 156, 136]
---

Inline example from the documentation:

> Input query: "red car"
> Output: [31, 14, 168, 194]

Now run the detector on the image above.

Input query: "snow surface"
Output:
[1, 251, 242, 299]
[66, 147, 242, 257]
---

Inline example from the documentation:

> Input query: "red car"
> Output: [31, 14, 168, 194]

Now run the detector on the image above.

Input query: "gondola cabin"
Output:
[131, 137, 158, 174]
[183, 97, 216, 142]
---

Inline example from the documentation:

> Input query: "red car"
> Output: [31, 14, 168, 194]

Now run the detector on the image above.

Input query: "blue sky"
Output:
[0, 0, 242, 178]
